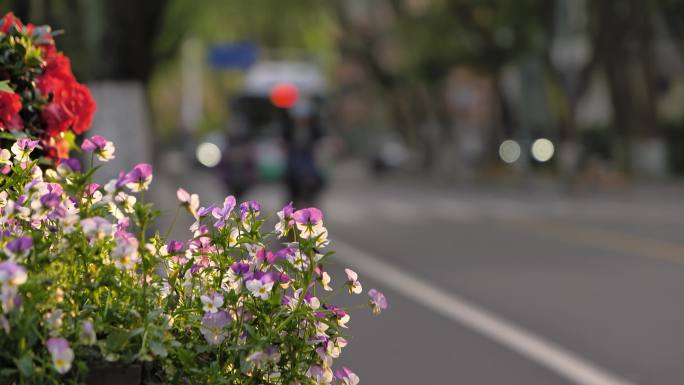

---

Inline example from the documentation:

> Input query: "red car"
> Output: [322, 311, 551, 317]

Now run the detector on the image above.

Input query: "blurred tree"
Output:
[659, 0, 684, 59]
[1, 0, 171, 82]
[160, 0, 334, 62]
[588, 0, 658, 170]
[328, 0, 546, 169]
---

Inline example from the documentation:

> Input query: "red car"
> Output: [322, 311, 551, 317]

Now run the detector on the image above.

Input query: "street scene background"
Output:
[4, 1, 684, 384]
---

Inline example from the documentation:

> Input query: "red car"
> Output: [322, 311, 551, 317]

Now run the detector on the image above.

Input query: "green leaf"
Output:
[15, 355, 33, 377]
[63, 131, 79, 151]
[0, 80, 13, 93]
[242, 323, 257, 338]
[106, 330, 130, 351]
[175, 347, 195, 367]
[149, 341, 168, 357]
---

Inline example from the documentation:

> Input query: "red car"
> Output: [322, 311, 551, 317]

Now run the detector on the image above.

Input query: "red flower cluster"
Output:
[0, 12, 96, 158]
[38, 52, 95, 136]
[0, 12, 21, 34]
[0, 91, 22, 130]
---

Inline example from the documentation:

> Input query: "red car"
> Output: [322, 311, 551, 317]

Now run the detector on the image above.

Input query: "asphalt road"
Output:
[154, 162, 684, 385]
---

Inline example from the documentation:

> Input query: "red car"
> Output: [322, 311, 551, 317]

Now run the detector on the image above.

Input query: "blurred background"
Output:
[4, 1, 684, 384]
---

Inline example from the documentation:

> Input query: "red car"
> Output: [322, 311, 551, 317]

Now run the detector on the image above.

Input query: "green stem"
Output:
[164, 206, 181, 240]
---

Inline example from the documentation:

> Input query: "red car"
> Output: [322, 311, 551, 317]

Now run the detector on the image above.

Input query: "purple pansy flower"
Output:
[61, 158, 82, 173]
[0, 260, 27, 286]
[335, 367, 360, 385]
[255, 248, 281, 265]
[325, 304, 350, 327]
[239, 200, 261, 221]
[212, 195, 236, 229]
[40, 193, 61, 209]
[200, 310, 231, 345]
[46, 337, 74, 374]
[275, 201, 295, 237]
[81, 217, 113, 240]
[4, 236, 33, 259]
[307, 365, 333, 384]
[80, 320, 96, 345]
[368, 288, 388, 315]
[293, 207, 323, 225]
[125, 163, 153, 192]
[230, 261, 250, 275]
[81, 135, 115, 161]
[167, 240, 184, 253]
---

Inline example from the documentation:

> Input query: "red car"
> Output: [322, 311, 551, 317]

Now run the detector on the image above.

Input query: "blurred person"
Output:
[219, 101, 257, 200]
[282, 98, 326, 207]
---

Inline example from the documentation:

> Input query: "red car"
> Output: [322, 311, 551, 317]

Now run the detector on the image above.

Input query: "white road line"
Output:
[334, 240, 635, 385]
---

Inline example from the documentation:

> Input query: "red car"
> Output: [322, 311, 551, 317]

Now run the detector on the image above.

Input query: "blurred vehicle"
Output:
[216, 60, 328, 204]
[371, 135, 410, 175]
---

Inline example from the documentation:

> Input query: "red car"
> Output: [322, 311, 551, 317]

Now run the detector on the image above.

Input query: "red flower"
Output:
[41, 101, 72, 136]
[0, 91, 23, 131]
[41, 82, 95, 136]
[61, 82, 95, 135]
[38, 53, 95, 136]
[0, 12, 23, 34]
[43, 53, 74, 83]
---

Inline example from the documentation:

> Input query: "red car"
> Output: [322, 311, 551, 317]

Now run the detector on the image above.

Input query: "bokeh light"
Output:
[499, 139, 521, 164]
[531, 138, 555, 162]
[196, 142, 221, 167]
[270, 83, 299, 109]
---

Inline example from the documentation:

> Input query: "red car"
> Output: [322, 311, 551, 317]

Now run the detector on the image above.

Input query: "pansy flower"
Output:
[46, 337, 74, 374]
[368, 288, 388, 315]
[307, 365, 333, 385]
[111, 236, 140, 270]
[4, 236, 32, 259]
[327, 336, 348, 358]
[246, 274, 274, 300]
[295, 289, 320, 310]
[255, 248, 280, 265]
[344, 268, 362, 294]
[80, 320, 96, 345]
[176, 188, 200, 216]
[200, 310, 230, 345]
[81, 135, 115, 161]
[212, 195, 236, 229]
[275, 201, 294, 237]
[190, 205, 214, 236]
[10, 138, 38, 163]
[200, 292, 224, 314]
[221, 268, 242, 293]
[335, 367, 359, 385]
[125, 163, 153, 192]
[0, 260, 27, 287]
[326, 304, 350, 328]
[80, 217, 113, 240]
[293, 207, 329, 247]
[315, 265, 333, 291]
[0, 149, 11, 174]
[239, 200, 260, 230]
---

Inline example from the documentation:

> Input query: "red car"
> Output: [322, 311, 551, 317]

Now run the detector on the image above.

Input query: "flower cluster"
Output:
[0, 134, 386, 384]
[0, 12, 95, 159]
[0, 12, 386, 385]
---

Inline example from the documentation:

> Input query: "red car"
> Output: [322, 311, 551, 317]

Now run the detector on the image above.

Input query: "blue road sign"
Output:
[208, 42, 258, 70]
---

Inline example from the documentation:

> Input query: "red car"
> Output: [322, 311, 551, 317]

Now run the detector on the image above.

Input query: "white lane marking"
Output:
[334, 240, 635, 385]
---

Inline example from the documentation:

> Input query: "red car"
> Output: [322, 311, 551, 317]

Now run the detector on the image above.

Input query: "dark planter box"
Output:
[86, 364, 142, 385]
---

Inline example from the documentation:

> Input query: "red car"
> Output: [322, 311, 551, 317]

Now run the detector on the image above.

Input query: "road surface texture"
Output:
[151, 160, 684, 385]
